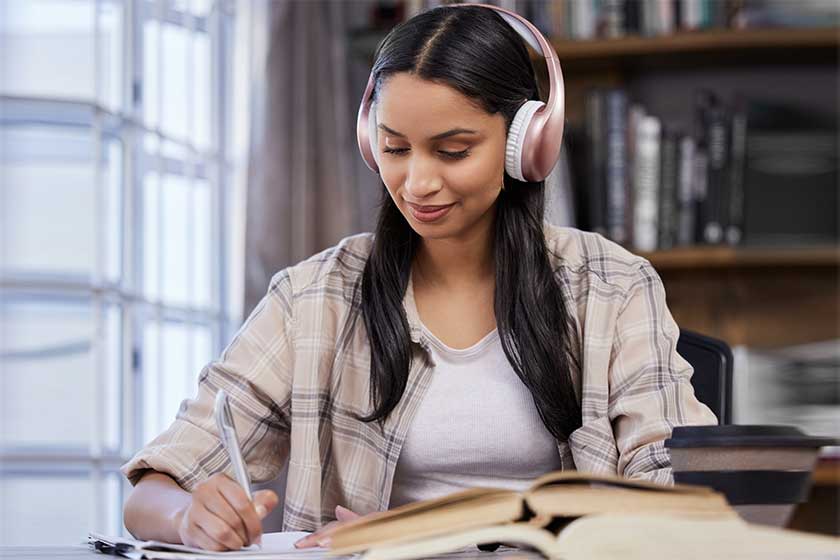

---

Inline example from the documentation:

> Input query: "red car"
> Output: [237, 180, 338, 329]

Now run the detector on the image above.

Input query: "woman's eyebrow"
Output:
[378, 123, 479, 141]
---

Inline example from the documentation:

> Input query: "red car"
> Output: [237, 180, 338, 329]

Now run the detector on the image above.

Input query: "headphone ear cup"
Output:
[505, 100, 545, 182]
[368, 101, 380, 168]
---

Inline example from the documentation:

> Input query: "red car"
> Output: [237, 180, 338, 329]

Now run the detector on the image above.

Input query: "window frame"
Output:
[0, 0, 236, 538]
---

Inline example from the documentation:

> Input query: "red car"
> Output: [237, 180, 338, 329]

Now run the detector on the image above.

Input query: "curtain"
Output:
[243, 0, 380, 316]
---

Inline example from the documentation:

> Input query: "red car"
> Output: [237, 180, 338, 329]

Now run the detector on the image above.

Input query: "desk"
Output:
[0, 546, 543, 560]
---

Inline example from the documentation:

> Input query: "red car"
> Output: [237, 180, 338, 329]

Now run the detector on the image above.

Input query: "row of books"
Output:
[578, 88, 747, 252]
[377, 1, 839, 40]
[524, 0, 739, 40]
[521, 0, 840, 40]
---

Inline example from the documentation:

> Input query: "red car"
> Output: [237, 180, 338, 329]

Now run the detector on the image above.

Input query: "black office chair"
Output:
[677, 329, 733, 425]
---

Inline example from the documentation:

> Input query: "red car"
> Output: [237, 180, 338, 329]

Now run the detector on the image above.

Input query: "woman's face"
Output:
[374, 73, 508, 241]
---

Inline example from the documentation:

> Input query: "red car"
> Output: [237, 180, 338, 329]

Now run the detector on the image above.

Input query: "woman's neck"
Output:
[413, 219, 495, 291]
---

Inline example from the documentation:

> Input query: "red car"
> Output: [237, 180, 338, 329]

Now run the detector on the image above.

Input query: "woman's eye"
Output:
[382, 147, 470, 160]
[440, 149, 470, 160]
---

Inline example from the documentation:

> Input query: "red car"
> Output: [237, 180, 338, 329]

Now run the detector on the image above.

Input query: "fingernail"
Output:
[294, 537, 309, 548]
[255, 505, 267, 518]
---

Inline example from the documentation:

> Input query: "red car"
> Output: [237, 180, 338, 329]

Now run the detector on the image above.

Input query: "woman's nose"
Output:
[404, 155, 442, 198]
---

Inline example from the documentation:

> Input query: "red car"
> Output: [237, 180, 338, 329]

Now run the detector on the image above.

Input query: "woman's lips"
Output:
[405, 201, 456, 223]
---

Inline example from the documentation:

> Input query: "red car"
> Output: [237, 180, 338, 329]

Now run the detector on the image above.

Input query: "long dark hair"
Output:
[358, 5, 582, 440]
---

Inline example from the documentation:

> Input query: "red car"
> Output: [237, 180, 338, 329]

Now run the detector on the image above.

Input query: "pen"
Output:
[214, 389, 253, 500]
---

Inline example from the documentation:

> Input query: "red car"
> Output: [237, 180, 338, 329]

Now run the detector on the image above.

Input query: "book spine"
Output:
[674, 0, 683, 31]
[692, 147, 709, 244]
[727, 96, 747, 245]
[658, 127, 679, 249]
[692, 89, 713, 242]
[633, 115, 662, 252]
[605, 89, 629, 245]
[701, 0, 712, 28]
[624, 0, 641, 34]
[600, 0, 627, 38]
[550, 0, 568, 40]
[704, 102, 729, 244]
[680, 0, 703, 30]
[528, 0, 553, 37]
[625, 103, 647, 247]
[586, 90, 608, 237]
[709, 0, 729, 28]
[677, 135, 696, 246]
[641, 0, 655, 35]
[545, 146, 576, 227]
[573, 0, 597, 40]
[658, 0, 675, 35]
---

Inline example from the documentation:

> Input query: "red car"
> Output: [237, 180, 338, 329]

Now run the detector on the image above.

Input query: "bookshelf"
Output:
[531, 27, 840, 123]
[639, 245, 840, 270]
[541, 23, 839, 537]
[527, 26, 839, 353]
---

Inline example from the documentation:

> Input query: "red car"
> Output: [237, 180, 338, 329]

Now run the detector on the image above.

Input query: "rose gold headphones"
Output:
[356, 2, 565, 183]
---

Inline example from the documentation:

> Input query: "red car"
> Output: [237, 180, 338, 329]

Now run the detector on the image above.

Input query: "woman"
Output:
[122, 4, 716, 552]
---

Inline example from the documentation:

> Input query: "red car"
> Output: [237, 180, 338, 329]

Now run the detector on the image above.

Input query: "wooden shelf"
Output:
[638, 245, 840, 270]
[549, 27, 840, 61]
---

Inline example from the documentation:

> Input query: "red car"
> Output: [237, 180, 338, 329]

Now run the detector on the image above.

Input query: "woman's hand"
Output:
[294, 505, 361, 548]
[174, 473, 279, 551]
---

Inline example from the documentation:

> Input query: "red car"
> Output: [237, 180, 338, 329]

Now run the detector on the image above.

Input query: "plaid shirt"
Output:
[122, 225, 717, 531]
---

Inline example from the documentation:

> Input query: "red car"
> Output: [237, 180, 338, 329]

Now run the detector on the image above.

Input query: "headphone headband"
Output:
[356, 2, 565, 182]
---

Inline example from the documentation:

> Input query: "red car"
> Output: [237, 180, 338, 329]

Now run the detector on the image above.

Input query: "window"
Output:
[0, 0, 237, 544]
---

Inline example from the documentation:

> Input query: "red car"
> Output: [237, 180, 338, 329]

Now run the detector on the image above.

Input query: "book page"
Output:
[555, 514, 840, 560]
[338, 487, 514, 529]
[261, 532, 320, 553]
[526, 484, 733, 519]
[330, 492, 525, 554]
[527, 470, 713, 495]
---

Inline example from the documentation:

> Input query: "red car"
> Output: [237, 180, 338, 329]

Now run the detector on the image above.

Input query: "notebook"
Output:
[88, 531, 332, 559]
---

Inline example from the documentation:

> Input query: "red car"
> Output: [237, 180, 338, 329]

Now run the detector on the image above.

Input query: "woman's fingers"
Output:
[179, 473, 274, 551]
[335, 505, 360, 522]
[192, 504, 246, 551]
[294, 506, 362, 549]
[188, 521, 231, 552]
[294, 520, 339, 548]
[253, 489, 280, 521]
[217, 478, 269, 546]
[202, 485, 250, 545]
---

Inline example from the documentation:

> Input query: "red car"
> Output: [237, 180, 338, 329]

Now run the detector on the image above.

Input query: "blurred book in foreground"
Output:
[329, 471, 837, 560]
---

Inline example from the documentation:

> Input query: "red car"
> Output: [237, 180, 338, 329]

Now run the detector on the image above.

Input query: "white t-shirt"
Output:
[388, 322, 564, 508]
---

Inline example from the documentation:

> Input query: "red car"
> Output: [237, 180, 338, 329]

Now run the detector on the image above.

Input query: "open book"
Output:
[328, 471, 838, 560]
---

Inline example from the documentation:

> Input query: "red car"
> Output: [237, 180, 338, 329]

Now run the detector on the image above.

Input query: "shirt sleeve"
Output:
[608, 261, 718, 485]
[121, 269, 295, 492]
